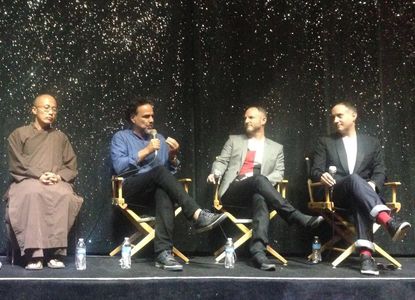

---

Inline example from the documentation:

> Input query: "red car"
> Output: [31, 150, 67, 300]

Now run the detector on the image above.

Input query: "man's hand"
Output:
[39, 172, 61, 185]
[148, 138, 161, 153]
[166, 137, 180, 161]
[137, 138, 160, 162]
[207, 173, 217, 184]
[320, 172, 336, 187]
[39, 173, 52, 184]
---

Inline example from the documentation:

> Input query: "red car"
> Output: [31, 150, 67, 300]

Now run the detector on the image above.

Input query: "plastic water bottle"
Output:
[224, 238, 236, 269]
[75, 238, 87, 270]
[120, 237, 132, 269]
[310, 236, 322, 264]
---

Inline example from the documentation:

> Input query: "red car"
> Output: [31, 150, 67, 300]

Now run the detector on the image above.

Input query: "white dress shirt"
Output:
[342, 135, 357, 174]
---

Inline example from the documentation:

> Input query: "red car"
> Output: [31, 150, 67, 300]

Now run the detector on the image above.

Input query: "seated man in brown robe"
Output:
[5, 94, 83, 270]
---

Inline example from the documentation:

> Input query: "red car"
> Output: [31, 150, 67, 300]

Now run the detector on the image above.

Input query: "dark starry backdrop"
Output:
[0, 1, 414, 256]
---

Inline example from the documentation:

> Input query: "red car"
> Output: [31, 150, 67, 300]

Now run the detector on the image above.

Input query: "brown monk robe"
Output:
[5, 94, 83, 270]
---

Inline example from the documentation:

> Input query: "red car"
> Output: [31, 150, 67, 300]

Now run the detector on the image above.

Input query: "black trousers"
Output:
[221, 175, 299, 256]
[122, 166, 200, 254]
[332, 174, 389, 250]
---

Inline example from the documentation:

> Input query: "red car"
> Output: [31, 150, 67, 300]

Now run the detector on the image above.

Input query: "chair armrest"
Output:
[111, 176, 126, 207]
[178, 178, 192, 183]
[178, 178, 192, 193]
[384, 181, 401, 212]
[307, 179, 334, 211]
[384, 181, 401, 186]
[276, 180, 288, 198]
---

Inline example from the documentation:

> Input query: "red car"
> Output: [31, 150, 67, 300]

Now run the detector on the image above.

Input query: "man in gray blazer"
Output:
[208, 106, 323, 271]
[312, 101, 411, 275]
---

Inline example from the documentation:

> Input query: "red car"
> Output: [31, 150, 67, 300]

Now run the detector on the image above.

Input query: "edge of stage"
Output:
[1, 255, 414, 299]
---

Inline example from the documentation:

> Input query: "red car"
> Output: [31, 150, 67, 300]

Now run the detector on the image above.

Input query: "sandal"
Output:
[25, 260, 43, 270]
[47, 259, 65, 269]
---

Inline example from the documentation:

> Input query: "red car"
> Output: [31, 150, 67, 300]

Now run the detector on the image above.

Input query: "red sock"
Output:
[360, 249, 372, 257]
[376, 211, 392, 227]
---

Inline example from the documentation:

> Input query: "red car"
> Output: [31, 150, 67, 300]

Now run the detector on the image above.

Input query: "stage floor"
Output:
[1, 255, 414, 299]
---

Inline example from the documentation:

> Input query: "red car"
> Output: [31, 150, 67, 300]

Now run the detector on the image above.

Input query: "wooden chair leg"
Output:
[332, 244, 356, 268]
[266, 245, 288, 265]
[131, 230, 155, 256]
[214, 246, 225, 257]
[214, 224, 251, 256]
[215, 228, 287, 266]
[110, 232, 142, 256]
[374, 243, 402, 269]
[112, 177, 192, 262]
[215, 231, 252, 262]
[214, 207, 287, 265]
[214, 220, 251, 261]
[308, 234, 343, 260]
[173, 247, 190, 264]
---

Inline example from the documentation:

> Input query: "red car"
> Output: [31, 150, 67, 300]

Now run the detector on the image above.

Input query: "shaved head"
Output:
[33, 94, 58, 107]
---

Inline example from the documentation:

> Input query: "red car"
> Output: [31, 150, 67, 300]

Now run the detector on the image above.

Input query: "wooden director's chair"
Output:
[306, 158, 403, 269]
[213, 180, 289, 266]
[109, 176, 190, 263]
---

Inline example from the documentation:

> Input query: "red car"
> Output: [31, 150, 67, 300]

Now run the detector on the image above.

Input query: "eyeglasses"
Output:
[35, 105, 58, 113]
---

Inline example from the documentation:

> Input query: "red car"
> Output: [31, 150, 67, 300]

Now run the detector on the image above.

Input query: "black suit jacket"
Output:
[311, 133, 386, 192]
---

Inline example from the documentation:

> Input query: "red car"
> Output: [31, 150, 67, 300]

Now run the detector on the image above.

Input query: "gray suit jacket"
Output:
[211, 135, 284, 197]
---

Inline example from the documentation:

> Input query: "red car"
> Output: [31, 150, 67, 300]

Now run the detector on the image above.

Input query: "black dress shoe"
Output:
[387, 218, 411, 241]
[252, 253, 276, 271]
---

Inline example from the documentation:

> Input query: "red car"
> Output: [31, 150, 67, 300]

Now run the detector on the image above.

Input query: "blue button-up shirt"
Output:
[111, 129, 178, 176]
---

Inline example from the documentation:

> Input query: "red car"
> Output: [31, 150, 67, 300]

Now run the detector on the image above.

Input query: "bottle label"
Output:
[225, 247, 234, 253]
[122, 247, 131, 255]
[312, 244, 321, 250]
[77, 248, 86, 254]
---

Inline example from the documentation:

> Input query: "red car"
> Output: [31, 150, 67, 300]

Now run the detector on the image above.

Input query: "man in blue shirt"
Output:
[111, 98, 227, 271]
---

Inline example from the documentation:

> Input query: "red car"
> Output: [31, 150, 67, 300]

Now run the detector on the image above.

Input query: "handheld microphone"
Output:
[149, 129, 158, 157]
[328, 165, 337, 197]
[328, 166, 337, 177]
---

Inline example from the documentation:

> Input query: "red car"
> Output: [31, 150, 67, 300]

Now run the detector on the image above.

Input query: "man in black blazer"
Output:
[311, 101, 411, 275]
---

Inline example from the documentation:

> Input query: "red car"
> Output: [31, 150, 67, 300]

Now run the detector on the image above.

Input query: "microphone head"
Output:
[328, 166, 337, 175]
[149, 129, 157, 138]
[213, 169, 222, 178]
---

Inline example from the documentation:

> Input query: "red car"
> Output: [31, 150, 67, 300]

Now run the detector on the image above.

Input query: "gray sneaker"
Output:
[252, 252, 276, 271]
[360, 254, 379, 276]
[193, 209, 227, 233]
[155, 250, 183, 271]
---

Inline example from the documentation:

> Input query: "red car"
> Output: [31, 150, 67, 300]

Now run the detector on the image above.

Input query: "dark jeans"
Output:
[332, 174, 388, 247]
[221, 175, 298, 256]
[123, 166, 200, 254]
